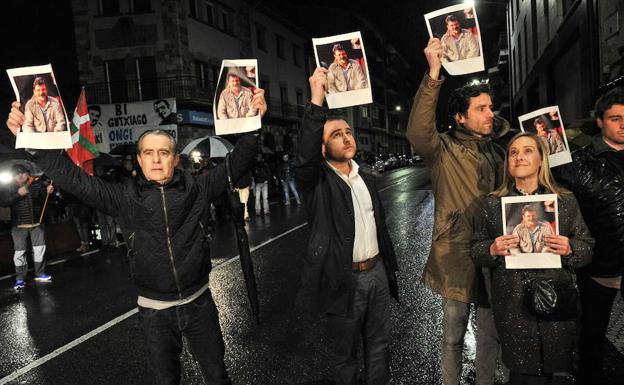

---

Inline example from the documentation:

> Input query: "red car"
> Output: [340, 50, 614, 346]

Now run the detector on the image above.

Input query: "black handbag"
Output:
[522, 269, 579, 321]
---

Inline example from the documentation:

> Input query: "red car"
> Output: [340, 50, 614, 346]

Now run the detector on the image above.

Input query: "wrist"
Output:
[311, 96, 324, 107]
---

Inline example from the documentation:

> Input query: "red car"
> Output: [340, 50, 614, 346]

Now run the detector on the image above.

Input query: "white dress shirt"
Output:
[327, 160, 379, 262]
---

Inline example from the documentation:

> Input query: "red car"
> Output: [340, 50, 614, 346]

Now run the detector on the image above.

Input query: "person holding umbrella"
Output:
[6, 89, 267, 385]
[0, 163, 54, 289]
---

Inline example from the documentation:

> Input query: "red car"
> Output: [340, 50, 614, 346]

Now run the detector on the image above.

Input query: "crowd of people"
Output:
[0, 36, 623, 385]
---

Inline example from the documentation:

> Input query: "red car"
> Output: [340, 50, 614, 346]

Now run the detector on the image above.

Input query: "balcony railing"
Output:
[83, 76, 216, 105]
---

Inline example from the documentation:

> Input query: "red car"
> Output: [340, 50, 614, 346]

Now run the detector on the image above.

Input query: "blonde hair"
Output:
[491, 132, 569, 197]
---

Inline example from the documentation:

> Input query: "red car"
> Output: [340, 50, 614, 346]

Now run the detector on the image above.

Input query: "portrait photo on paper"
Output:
[7, 64, 72, 149]
[518, 106, 572, 167]
[424, 3, 485, 76]
[312, 31, 373, 109]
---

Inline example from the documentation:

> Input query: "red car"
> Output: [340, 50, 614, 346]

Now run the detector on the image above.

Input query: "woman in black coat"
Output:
[468, 132, 594, 384]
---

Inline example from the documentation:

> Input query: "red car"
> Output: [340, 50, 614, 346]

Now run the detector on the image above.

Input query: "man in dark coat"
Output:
[294, 67, 399, 385]
[554, 87, 624, 384]
[6, 91, 267, 385]
[0, 164, 53, 289]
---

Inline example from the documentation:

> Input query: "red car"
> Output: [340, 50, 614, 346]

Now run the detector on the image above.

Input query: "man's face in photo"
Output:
[154, 101, 171, 119]
[534, 120, 547, 135]
[522, 209, 539, 230]
[227, 75, 241, 92]
[446, 19, 462, 38]
[33, 83, 48, 104]
[333, 49, 349, 67]
[89, 109, 101, 126]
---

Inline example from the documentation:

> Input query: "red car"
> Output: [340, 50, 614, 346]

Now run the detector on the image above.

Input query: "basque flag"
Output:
[66, 88, 99, 175]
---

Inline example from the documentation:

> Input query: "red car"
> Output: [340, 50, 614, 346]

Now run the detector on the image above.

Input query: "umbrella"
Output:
[225, 153, 260, 324]
[0, 159, 43, 176]
[110, 143, 137, 156]
[181, 136, 234, 159]
[84, 153, 121, 169]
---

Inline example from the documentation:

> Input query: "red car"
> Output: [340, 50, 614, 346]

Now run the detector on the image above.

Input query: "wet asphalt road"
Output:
[0, 166, 622, 385]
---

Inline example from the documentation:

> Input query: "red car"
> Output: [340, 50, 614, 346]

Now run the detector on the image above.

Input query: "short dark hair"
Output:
[445, 15, 459, 24]
[447, 82, 492, 117]
[88, 105, 101, 114]
[33, 76, 46, 88]
[521, 204, 538, 215]
[332, 43, 344, 53]
[594, 87, 624, 120]
[326, 108, 347, 122]
[12, 164, 29, 175]
[533, 117, 545, 126]
[154, 99, 170, 109]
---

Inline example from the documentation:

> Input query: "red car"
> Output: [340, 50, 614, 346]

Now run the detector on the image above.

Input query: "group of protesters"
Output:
[1, 36, 623, 385]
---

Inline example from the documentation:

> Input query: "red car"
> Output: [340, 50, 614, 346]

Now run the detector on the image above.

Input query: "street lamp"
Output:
[395, 105, 402, 111]
[0, 171, 13, 184]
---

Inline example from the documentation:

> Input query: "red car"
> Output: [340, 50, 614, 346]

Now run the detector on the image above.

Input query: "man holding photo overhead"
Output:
[406, 38, 508, 385]
[440, 15, 479, 62]
[327, 43, 368, 93]
[23, 77, 66, 133]
[217, 72, 257, 119]
[295, 67, 398, 384]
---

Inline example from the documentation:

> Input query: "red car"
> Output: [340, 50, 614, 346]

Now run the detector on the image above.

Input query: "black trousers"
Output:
[324, 261, 391, 385]
[509, 372, 552, 385]
[577, 273, 618, 385]
[138, 289, 230, 385]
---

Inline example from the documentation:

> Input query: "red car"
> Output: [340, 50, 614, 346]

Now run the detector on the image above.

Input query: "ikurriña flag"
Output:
[66, 88, 99, 175]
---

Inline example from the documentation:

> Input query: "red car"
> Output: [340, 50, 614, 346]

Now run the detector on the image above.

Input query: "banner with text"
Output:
[87, 98, 178, 153]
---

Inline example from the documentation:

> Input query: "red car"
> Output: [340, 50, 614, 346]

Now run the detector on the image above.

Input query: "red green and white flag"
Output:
[67, 88, 99, 175]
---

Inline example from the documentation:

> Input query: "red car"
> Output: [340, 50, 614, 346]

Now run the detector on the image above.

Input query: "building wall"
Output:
[508, 0, 600, 123]
[597, 0, 624, 83]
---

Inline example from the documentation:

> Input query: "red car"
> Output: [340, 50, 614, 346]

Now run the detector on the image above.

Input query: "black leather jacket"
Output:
[32, 134, 258, 301]
[555, 136, 624, 277]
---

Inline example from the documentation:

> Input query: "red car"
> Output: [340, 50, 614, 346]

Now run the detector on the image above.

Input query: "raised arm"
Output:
[406, 38, 445, 166]
[294, 67, 328, 193]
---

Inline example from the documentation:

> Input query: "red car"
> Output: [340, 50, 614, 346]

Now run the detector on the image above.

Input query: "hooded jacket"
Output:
[31, 134, 257, 301]
[406, 74, 509, 304]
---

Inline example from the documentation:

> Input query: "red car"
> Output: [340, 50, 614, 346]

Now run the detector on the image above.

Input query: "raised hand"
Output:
[252, 88, 268, 118]
[309, 67, 328, 107]
[7, 101, 24, 136]
[424, 38, 443, 80]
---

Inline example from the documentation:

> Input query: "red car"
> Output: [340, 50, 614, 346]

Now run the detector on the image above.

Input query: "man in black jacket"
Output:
[6, 90, 267, 385]
[294, 67, 399, 385]
[554, 87, 624, 384]
[0, 164, 53, 289]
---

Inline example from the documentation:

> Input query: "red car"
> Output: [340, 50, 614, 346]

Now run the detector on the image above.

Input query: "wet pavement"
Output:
[0, 166, 622, 384]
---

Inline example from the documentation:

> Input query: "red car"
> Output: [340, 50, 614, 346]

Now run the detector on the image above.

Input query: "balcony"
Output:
[83, 77, 215, 105]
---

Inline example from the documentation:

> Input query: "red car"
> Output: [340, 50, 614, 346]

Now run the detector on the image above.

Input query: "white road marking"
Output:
[0, 224, 308, 384]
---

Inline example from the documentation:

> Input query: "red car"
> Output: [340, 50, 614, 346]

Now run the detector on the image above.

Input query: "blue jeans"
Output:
[281, 180, 301, 204]
[138, 289, 230, 385]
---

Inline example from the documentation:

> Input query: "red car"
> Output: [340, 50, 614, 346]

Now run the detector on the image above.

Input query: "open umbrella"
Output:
[181, 136, 234, 159]
[109, 143, 137, 156]
[225, 152, 260, 324]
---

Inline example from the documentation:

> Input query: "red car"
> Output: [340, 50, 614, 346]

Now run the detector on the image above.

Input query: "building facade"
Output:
[72, 0, 310, 152]
[507, 0, 601, 124]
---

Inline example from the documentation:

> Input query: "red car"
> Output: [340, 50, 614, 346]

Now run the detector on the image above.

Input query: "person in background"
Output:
[252, 155, 271, 215]
[278, 153, 301, 206]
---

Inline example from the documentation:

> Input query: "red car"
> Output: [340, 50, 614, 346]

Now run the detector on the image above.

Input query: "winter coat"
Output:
[252, 161, 271, 184]
[406, 74, 509, 304]
[469, 188, 594, 375]
[31, 134, 257, 301]
[0, 177, 48, 226]
[554, 135, 624, 277]
[294, 103, 399, 316]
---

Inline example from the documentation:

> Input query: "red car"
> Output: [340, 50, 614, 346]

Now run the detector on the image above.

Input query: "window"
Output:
[196, 61, 209, 88]
[256, 23, 266, 51]
[221, 10, 231, 33]
[276, 35, 285, 59]
[280, 85, 288, 105]
[296, 89, 303, 116]
[292, 44, 302, 67]
[99, 0, 120, 15]
[104, 59, 126, 103]
[204, 2, 215, 25]
[361, 106, 369, 118]
[130, 0, 151, 13]
[136, 57, 157, 100]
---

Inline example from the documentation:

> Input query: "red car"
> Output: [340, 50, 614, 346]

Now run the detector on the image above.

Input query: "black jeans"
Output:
[578, 273, 618, 385]
[138, 289, 230, 385]
[324, 261, 391, 385]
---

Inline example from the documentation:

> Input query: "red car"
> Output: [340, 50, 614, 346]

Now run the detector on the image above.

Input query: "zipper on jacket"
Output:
[160, 186, 183, 299]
